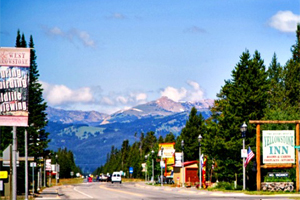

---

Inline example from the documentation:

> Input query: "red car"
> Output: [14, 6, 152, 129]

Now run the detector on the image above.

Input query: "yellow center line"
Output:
[99, 185, 145, 197]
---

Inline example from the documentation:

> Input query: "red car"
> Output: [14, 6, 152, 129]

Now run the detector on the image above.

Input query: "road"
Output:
[36, 181, 299, 200]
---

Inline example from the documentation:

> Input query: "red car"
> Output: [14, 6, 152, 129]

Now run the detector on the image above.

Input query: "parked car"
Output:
[111, 172, 122, 184]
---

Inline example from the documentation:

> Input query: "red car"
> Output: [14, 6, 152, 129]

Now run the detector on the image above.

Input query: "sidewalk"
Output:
[134, 182, 300, 198]
[35, 186, 60, 199]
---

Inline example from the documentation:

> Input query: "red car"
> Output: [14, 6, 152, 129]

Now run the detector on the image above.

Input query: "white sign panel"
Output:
[241, 149, 247, 158]
[174, 152, 182, 167]
[46, 159, 52, 171]
[263, 130, 295, 164]
[30, 162, 36, 167]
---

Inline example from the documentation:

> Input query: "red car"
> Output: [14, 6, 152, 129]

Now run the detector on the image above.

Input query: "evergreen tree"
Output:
[180, 107, 206, 161]
[266, 53, 284, 109]
[284, 24, 300, 109]
[205, 50, 269, 186]
[164, 132, 175, 143]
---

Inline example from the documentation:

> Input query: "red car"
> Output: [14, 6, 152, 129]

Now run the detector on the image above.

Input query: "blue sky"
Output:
[1, 0, 299, 114]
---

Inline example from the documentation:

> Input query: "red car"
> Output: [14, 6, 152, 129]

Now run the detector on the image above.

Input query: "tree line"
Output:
[94, 25, 300, 190]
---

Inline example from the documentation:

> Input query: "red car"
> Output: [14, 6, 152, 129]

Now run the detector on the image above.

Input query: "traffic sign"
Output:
[129, 167, 133, 174]
[30, 162, 36, 167]
[0, 171, 8, 179]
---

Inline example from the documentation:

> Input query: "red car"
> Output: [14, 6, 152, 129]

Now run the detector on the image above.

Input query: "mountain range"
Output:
[45, 96, 214, 173]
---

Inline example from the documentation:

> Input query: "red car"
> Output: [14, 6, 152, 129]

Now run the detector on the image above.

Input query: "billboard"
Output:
[0, 48, 30, 127]
[263, 130, 295, 164]
[158, 143, 175, 158]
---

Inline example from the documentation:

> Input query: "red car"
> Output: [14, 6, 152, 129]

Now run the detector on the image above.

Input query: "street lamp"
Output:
[181, 140, 185, 187]
[160, 147, 164, 186]
[151, 150, 155, 185]
[55, 154, 58, 186]
[145, 155, 148, 183]
[198, 134, 202, 189]
[240, 122, 247, 190]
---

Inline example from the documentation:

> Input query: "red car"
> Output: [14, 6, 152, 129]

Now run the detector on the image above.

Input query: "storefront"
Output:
[173, 161, 199, 186]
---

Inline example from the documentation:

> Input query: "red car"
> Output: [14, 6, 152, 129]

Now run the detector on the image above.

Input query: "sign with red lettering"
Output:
[0, 48, 30, 127]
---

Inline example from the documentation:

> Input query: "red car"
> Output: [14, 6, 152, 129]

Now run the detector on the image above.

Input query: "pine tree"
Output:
[180, 107, 206, 161]
[205, 50, 269, 185]
[284, 24, 300, 109]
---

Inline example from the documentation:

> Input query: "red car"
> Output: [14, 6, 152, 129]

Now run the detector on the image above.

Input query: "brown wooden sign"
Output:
[249, 120, 299, 191]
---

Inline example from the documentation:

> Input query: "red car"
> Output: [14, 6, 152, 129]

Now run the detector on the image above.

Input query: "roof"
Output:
[173, 160, 199, 167]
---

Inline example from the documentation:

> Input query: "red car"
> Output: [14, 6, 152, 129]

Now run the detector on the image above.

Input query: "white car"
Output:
[111, 172, 122, 184]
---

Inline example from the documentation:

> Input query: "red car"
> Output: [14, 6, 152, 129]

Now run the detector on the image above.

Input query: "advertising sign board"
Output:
[263, 130, 295, 164]
[158, 143, 175, 158]
[0, 48, 30, 127]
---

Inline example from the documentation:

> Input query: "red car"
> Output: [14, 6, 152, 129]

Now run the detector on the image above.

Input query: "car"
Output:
[111, 172, 122, 184]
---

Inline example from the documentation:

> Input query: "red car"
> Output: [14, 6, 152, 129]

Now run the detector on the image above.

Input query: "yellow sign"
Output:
[0, 171, 8, 179]
[159, 143, 175, 158]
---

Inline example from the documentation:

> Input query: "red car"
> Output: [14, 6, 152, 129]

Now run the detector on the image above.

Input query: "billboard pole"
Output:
[12, 126, 17, 200]
[25, 129, 28, 200]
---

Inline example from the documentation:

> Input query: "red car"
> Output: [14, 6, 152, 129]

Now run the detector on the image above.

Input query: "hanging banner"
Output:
[263, 130, 295, 164]
[0, 47, 30, 127]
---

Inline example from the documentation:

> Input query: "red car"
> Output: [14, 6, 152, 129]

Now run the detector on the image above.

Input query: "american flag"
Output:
[244, 146, 255, 167]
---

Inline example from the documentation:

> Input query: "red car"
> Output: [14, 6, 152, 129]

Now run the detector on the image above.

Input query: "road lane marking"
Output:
[73, 186, 93, 198]
[99, 185, 144, 197]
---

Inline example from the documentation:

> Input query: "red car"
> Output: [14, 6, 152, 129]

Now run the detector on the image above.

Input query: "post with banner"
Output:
[0, 47, 30, 200]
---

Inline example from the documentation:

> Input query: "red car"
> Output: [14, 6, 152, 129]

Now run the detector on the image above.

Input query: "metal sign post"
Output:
[30, 162, 36, 197]
[295, 145, 300, 192]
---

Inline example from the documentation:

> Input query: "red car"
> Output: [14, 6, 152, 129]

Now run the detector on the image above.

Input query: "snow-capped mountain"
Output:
[45, 97, 214, 173]
[100, 96, 214, 124]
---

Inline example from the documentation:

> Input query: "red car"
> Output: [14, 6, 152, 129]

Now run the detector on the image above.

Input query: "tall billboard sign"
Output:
[0, 48, 30, 127]
[263, 130, 295, 164]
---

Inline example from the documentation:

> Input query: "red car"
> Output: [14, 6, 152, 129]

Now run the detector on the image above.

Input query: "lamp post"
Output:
[151, 150, 154, 185]
[55, 154, 58, 186]
[160, 148, 164, 186]
[145, 155, 148, 183]
[198, 134, 202, 189]
[241, 122, 247, 190]
[181, 140, 185, 187]
[160, 147, 164, 186]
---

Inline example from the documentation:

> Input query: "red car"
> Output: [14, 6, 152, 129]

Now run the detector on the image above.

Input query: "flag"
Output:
[200, 154, 204, 168]
[244, 146, 255, 167]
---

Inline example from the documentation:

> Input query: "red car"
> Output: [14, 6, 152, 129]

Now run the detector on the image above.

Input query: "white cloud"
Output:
[116, 96, 128, 104]
[49, 27, 64, 35]
[160, 86, 187, 102]
[101, 97, 114, 105]
[43, 26, 96, 48]
[41, 81, 93, 105]
[135, 93, 147, 101]
[77, 31, 96, 47]
[268, 11, 300, 33]
[160, 80, 204, 102]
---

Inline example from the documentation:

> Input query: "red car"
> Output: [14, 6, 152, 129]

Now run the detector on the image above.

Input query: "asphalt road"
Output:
[36, 181, 300, 200]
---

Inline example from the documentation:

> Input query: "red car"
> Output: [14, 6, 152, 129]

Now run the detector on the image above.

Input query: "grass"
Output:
[122, 178, 143, 182]
[53, 177, 84, 185]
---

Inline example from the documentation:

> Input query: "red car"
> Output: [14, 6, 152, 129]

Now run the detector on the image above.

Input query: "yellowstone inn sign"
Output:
[263, 130, 295, 164]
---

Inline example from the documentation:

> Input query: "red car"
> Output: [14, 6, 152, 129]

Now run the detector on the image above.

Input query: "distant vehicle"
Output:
[111, 172, 122, 184]
[98, 173, 111, 182]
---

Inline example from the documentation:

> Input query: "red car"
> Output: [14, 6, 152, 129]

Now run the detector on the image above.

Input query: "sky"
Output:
[1, 0, 299, 114]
